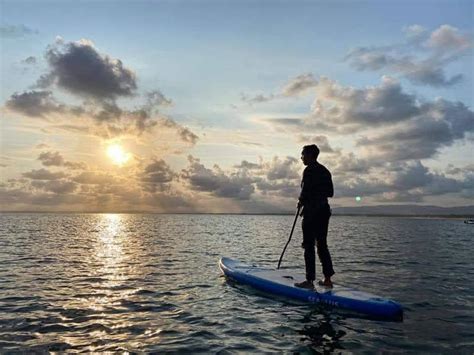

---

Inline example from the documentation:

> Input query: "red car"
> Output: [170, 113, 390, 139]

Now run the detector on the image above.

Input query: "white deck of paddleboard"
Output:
[230, 260, 384, 302]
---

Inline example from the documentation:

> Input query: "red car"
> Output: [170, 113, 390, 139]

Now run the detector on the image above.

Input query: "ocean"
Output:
[0, 213, 473, 353]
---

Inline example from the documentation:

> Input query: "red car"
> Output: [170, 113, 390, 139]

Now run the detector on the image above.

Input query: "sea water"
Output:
[0, 213, 473, 352]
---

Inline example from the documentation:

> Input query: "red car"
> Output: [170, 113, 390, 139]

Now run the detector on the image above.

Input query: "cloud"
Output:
[31, 180, 77, 194]
[309, 76, 419, 128]
[37, 39, 137, 100]
[241, 73, 318, 105]
[22, 168, 67, 180]
[241, 93, 275, 104]
[22, 56, 37, 65]
[356, 98, 474, 161]
[145, 90, 173, 110]
[346, 24, 472, 87]
[71, 171, 116, 185]
[0, 24, 38, 38]
[281, 73, 318, 96]
[5, 90, 65, 117]
[403, 25, 427, 43]
[181, 156, 256, 200]
[139, 159, 176, 192]
[160, 118, 199, 144]
[233, 160, 261, 169]
[296, 135, 336, 153]
[263, 156, 300, 180]
[427, 25, 472, 52]
[38, 151, 86, 170]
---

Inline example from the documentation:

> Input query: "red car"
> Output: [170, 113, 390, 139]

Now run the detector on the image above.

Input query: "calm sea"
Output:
[0, 213, 473, 353]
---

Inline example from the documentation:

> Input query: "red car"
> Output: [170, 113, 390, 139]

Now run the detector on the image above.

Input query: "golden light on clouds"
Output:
[107, 144, 130, 166]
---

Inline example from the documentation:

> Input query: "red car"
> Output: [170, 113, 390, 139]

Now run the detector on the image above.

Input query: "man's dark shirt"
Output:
[299, 162, 334, 211]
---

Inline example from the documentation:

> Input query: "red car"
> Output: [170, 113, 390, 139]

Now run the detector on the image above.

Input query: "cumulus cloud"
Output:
[5, 91, 65, 117]
[36, 39, 137, 100]
[181, 156, 256, 200]
[427, 25, 472, 52]
[309, 76, 419, 128]
[139, 159, 176, 192]
[263, 156, 300, 180]
[346, 24, 472, 87]
[332, 159, 474, 203]
[356, 99, 474, 161]
[3, 37, 198, 146]
[0, 24, 38, 38]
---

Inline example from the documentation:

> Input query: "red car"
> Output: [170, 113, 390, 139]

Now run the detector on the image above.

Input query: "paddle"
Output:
[277, 205, 301, 269]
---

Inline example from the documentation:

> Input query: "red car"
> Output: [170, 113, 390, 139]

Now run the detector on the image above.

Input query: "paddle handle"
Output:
[277, 205, 301, 269]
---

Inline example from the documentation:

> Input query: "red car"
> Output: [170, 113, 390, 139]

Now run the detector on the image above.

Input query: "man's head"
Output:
[301, 144, 319, 165]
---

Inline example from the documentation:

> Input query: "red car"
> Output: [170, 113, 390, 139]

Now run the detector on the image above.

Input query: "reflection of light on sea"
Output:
[87, 214, 134, 311]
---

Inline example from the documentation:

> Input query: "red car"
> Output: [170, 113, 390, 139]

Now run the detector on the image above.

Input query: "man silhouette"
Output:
[294, 144, 335, 289]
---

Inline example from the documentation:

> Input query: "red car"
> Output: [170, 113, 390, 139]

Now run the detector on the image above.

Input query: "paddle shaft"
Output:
[277, 205, 301, 269]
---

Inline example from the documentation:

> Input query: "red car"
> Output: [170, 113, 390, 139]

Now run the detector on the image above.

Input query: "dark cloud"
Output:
[22, 168, 67, 180]
[38, 151, 64, 166]
[37, 39, 137, 100]
[5, 91, 65, 117]
[333, 153, 374, 175]
[264, 156, 300, 180]
[38, 151, 86, 170]
[140, 159, 176, 192]
[181, 156, 256, 200]
[356, 99, 474, 161]
[0, 24, 38, 38]
[333, 160, 474, 203]
[255, 180, 300, 198]
[310, 76, 420, 127]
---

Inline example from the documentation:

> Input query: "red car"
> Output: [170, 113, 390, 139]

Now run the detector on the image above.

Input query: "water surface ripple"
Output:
[0, 214, 473, 352]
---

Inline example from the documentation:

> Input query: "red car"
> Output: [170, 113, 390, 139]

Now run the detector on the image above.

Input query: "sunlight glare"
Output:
[107, 144, 130, 166]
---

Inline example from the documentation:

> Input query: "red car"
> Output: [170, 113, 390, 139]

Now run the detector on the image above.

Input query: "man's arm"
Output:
[327, 171, 334, 198]
[298, 168, 313, 206]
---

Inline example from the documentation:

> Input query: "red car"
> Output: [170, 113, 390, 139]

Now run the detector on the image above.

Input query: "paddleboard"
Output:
[219, 257, 403, 320]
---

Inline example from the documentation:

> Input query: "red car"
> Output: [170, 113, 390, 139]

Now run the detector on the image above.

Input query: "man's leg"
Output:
[302, 217, 316, 281]
[316, 207, 335, 280]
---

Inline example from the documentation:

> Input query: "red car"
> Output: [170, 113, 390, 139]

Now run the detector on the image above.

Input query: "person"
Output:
[294, 144, 335, 289]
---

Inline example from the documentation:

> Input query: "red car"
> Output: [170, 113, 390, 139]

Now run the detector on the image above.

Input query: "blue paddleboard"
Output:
[219, 257, 403, 320]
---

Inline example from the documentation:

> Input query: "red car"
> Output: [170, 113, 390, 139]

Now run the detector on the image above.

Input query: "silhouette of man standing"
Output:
[295, 144, 335, 289]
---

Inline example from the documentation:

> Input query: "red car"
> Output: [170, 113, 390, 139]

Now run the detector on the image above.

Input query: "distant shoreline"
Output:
[0, 211, 472, 219]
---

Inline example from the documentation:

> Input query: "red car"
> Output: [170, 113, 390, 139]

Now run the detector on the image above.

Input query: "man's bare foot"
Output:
[294, 280, 314, 289]
[317, 279, 333, 288]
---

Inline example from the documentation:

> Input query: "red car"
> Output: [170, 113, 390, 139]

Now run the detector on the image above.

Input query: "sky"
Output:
[0, 0, 473, 213]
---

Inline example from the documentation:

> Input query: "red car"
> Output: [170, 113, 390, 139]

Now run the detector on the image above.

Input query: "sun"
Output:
[107, 144, 130, 166]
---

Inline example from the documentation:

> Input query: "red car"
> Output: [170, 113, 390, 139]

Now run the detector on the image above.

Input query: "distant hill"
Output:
[332, 205, 474, 216]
